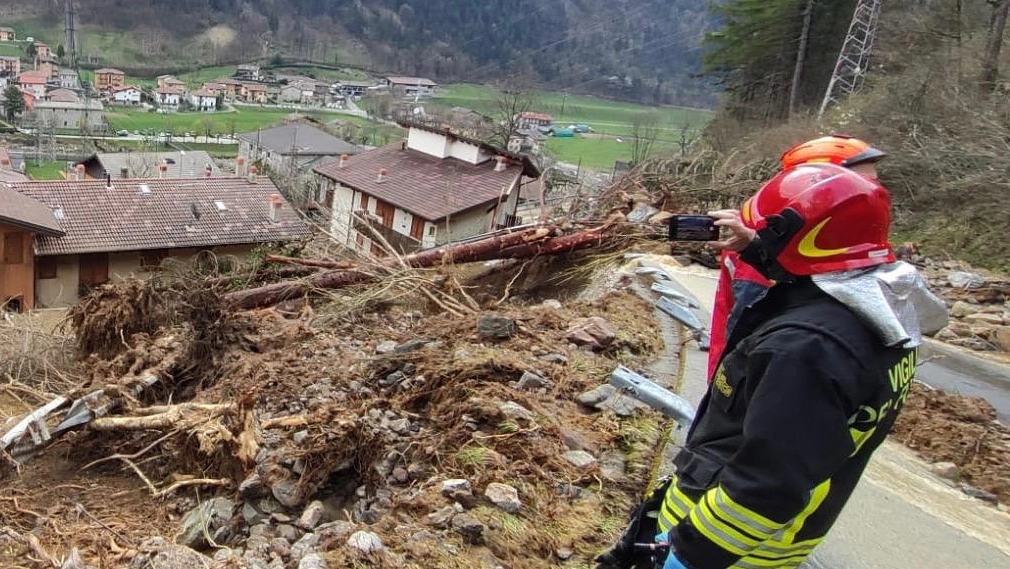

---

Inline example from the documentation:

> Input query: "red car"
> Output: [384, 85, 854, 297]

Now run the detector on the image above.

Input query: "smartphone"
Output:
[668, 215, 719, 242]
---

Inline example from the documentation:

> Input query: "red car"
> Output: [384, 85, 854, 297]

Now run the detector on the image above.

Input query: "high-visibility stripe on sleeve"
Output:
[709, 487, 785, 538]
[689, 497, 762, 556]
[658, 478, 696, 532]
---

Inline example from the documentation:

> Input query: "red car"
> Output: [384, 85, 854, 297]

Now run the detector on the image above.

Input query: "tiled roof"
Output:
[313, 143, 522, 222]
[0, 184, 63, 235]
[243, 83, 268, 91]
[35, 100, 104, 111]
[386, 76, 437, 86]
[19, 73, 47, 84]
[45, 88, 79, 103]
[85, 151, 222, 179]
[95, 68, 125, 75]
[519, 111, 553, 122]
[236, 123, 360, 157]
[8, 177, 310, 256]
[191, 89, 218, 97]
[157, 86, 184, 95]
[112, 85, 141, 92]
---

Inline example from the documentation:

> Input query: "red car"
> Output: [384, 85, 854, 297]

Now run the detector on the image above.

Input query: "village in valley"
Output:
[1, 3, 1010, 569]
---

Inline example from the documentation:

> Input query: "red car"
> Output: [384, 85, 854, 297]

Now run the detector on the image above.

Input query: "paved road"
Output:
[633, 260, 1010, 569]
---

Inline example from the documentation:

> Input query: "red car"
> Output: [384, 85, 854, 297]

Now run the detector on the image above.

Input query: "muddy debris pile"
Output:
[0, 251, 677, 569]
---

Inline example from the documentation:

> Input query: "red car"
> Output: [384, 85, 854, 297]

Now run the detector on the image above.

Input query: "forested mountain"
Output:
[1, 0, 715, 106]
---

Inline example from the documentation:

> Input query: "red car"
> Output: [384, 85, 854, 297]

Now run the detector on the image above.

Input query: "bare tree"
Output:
[789, 0, 816, 116]
[981, 0, 1010, 92]
[491, 75, 539, 148]
[629, 112, 661, 166]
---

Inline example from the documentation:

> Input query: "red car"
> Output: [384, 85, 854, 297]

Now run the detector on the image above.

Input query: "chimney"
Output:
[205, 164, 213, 178]
[105, 172, 113, 189]
[376, 168, 387, 183]
[268, 193, 282, 223]
[338, 154, 348, 168]
[236, 156, 246, 176]
[158, 163, 168, 178]
[249, 165, 258, 183]
[74, 164, 85, 181]
[494, 156, 507, 172]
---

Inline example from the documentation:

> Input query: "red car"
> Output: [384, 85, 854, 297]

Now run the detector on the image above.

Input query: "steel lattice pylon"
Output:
[819, 0, 884, 117]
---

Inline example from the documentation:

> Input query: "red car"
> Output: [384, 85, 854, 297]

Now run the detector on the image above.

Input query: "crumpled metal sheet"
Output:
[812, 261, 950, 348]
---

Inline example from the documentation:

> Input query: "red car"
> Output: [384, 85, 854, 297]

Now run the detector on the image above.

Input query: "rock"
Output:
[248, 523, 273, 538]
[960, 484, 999, 504]
[394, 339, 428, 353]
[130, 538, 211, 569]
[451, 513, 485, 544]
[948, 271, 985, 289]
[577, 384, 616, 407]
[599, 451, 627, 481]
[992, 326, 1010, 352]
[930, 462, 960, 480]
[290, 533, 320, 563]
[276, 524, 299, 542]
[537, 353, 569, 365]
[376, 340, 398, 354]
[627, 203, 659, 223]
[245, 535, 272, 556]
[242, 502, 267, 525]
[484, 483, 522, 513]
[270, 479, 302, 508]
[440, 479, 473, 496]
[387, 417, 411, 434]
[347, 531, 385, 554]
[565, 317, 616, 350]
[382, 370, 407, 387]
[563, 450, 598, 469]
[542, 299, 562, 310]
[271, 512, 293, 523]
[516, 371, 552, 390]
[950, 301, 982, 318]
[292, 429, 310, 444]
[477, 314, 516, 340]
[298, 553, 328, 569]
[392, 466, 409, 483]
[499, 401, 536, 422]
[963, 313, 1004, 325]
[411, 530, 437, 542]
[427, 505, 461, 528]
[557, 483, 583, 499]
[270, 537, 291, 559]
[596, 393, 647, 417]
[454, 348, 471, 359]
[175, 497, 234, 550]
[238, 472, 266, 498]
[315, 521, 357, 542]
[556, 547, 574, 561]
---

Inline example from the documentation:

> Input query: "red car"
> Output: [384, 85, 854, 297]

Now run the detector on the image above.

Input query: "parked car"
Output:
[116, 130, 129, 137]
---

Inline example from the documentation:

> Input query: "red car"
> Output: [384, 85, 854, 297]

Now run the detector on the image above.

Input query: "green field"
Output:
[0, 43, 22, 57]
[269, 65, 370, 83]
[105, 108, 298, 136]
[176, 65, 236, 88]
[25, 160, 68, 180]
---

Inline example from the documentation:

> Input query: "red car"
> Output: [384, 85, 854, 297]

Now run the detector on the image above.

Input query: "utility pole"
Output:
[64, 0, 79, 70]
[818, 0, 885, 117]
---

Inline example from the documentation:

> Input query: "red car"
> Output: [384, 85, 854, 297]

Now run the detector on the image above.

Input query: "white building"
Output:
[111, 85, 142, 105]
[312, 122, 540, 256]
[189, 89, 218, 111]
[155, 87, 183, 109]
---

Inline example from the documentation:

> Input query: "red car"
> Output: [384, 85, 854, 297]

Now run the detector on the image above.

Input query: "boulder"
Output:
[484, 482, 522, 513]
[477, 314, 516, 340]
[175, 498, 234, 550]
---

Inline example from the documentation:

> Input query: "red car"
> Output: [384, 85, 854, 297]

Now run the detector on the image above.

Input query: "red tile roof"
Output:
[112, 85, 141, 92]
[0, 184, 63, 235]
[191, 89, 218, 98]
[95, 68, 125, 75]
[8, 177, 310, 256]
[519, 111, 554, 122]
[19, 73, 47, 84]
[314, 143, 523, 222]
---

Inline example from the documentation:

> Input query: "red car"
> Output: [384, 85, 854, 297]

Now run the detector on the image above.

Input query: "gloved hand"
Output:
[654, 532, 689, 569]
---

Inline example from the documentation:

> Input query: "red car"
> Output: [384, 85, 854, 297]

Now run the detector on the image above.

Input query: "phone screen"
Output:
[668, 215, 719, 242]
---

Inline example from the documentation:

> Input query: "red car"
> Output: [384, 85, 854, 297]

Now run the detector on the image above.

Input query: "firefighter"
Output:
[649, 163, 948, 569]
[704, 135, 887, 381]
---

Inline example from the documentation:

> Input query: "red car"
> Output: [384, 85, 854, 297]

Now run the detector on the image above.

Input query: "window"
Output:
[140, 249, 168, 269]
[37, 256, 57, 279]
[3, 232, 24, 264]
[428, 225, 436, 236]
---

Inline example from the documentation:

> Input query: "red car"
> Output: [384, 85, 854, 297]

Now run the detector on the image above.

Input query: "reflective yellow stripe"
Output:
[689, 505, 751, 557]
[781, 480, 831, 543]
[699, 494, 762, 546]
[710, 488, 784, 538]
[658, 478, 695, 532]
[849, 426, 877, 457]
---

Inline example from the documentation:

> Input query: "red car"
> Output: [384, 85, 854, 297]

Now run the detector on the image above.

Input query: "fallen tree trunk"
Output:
[205, 266, 318, 288]
[226, 227, 555, 309]
[495, 226, 610, 259]
[265, 255, 357, 270]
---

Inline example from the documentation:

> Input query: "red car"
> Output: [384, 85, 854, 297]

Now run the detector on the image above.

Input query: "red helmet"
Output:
[781, 134, 886, 169]
[741, 163, 895, 276]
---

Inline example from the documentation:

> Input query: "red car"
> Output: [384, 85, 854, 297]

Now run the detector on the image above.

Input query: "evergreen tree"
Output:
[3, 86, 25, 121]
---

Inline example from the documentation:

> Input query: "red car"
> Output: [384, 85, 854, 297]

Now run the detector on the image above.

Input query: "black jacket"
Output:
[659, 278, 917, 569]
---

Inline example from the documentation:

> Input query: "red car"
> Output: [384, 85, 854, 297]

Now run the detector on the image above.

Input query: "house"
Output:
[336, 80, 372, 98]
[0, 55, 21, 77]
[58, 68, 79, 90]
[30, 100, 105, 130]
[94, 68, 126, 91]
[18, 72, 47, 98]
[241, 82, 268, 103]
[33, 43, 51, 61]
[7, 175, 311, 308]
[236, 63, 261, 82]
[279, 83, 309, 104]
[508, 127, 548, 156]
[189, 89, 218, 111]
[111, 85, 142, 105]
[156, 75, 186, 90]
[313, 122, 540, 256]
[237, 122, 361, 174]
[45, 88, 80, 104]
[17, 88, 35, 111]
[0, 184, 65, 311]
[383, 76, 437, 98]
[155, 86, 183, 109]
[516, 112, 554, 129]
[35, 55, 59, 80]
[0, 148, 29, 183]
[0, 27, 16, 42]
[77, 151, 222, 180]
